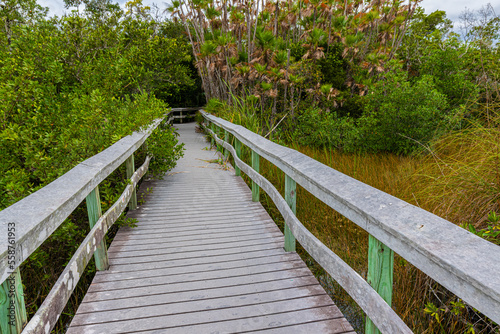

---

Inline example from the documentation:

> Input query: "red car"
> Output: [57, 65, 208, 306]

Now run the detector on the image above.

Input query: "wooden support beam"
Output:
[252, 150, 260, 202]
[0, 269, 27, 334]
[210, 123, 215, 147]
[284, 174, 296, 252]
[366, 234, 394, 334]
[224, 130, 229, 159]
[235, 139, 242, 176]
[126, 154, 137, 211]
[85, 187, 109, 271]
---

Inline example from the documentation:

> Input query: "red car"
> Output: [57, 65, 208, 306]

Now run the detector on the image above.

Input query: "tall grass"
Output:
[410, 113, 500, 229]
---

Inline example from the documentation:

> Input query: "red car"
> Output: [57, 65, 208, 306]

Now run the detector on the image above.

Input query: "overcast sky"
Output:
[39, 0, 499, 27]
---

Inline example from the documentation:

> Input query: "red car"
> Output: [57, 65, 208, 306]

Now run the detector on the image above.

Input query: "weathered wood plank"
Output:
[285, 174, 297, 252]
[82, 268, 316, 303]
[72, 285, 331, 326]
[235, 138, 242, 176]
[127, 206, 267, 219]
[107, 234, 284, 257]
[0, 268, 27, 334]
[114, 220, 278, 237]
[78, 275, 319, 313]
[93, 255, 304, 283]
[125, 154, 137, 210]
[108, 238, 284, 263]
[124, 309, 352, 334]
[85, 187, 109, 271]
[86, 261, 308, 293]
[250, 320, 355, 334]
[114, 220, 280, 236]
[104, 248, 292, 273]
[110, 225, 283, 244]
[366, 235, 394, 334]
[68, 295, 338, 334]
[252, 150, 260, 201]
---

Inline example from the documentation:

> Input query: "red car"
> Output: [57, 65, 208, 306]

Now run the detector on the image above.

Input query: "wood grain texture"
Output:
[252, 150, 260, 202]
[126, 154, 137, 211]
[202, 110, 500, 326]
[0, 269, 27, 334]
[235, 138, 242, 176]
[285, 174, 296, 252]
[366, 235, 394, 334]
[67, 123, 353, 334]
[85, 187, 109, 271]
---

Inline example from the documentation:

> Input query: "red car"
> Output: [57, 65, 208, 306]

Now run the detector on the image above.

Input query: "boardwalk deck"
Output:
[67, 123, 355, 334]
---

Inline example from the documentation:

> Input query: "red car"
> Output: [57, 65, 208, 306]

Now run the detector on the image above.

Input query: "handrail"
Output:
[170, 107, 200, 121]
[0, 112, 172, 333]
[201, 110, 500, 331]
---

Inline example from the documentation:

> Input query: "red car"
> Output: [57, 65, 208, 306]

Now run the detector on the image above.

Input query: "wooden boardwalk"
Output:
[67, 123, 355, 334]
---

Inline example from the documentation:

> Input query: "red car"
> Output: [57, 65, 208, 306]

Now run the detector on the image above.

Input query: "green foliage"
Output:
[462, 211, 500, 245]
[293, 108, 356, 149]
[357, 61, 450, 154]
[0, 7, 192, 210]
[317, 44, 346, 90]
[146, 121, 185, 179]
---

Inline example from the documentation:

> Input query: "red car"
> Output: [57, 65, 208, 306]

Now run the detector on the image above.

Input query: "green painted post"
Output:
[85, 187, 109, 271]
[224, 130, 229, 159]
[234, 139, 242, 176]
[365, 234, 394, 334]
[126, 154, 137, 211]
[210, 123, 215, 146]
[0, 269, 27, 333]
[284, 174, 296, 252]
[252, 150, 260, 202]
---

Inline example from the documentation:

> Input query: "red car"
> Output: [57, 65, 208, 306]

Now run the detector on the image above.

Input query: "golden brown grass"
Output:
[409, 124, 500, 229]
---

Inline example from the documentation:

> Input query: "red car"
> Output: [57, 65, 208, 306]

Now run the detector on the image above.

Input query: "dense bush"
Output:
[356, 61, 451, 154]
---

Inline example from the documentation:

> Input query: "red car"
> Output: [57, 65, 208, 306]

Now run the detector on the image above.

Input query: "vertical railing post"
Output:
[126, 154, 137, 210]
[85, 186, 109, 271]
[252, 150, 260, 202]
[224, 130, 229, 159]
[210, 123, 215, 147]
[365, 234, 394, 334]
[0, 268, 27, 334]
[284, 174, 296, 252]
[234, 139, 242, 176]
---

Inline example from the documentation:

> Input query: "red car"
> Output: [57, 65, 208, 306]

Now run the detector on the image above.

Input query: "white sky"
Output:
[420, 0, 499, 24]
[39, 0, 499, 26]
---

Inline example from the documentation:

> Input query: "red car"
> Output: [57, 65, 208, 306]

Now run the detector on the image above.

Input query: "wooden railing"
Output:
[170, 107, 200, 123]
[201, 110, 500, 333]
[0, 112, 173, 334]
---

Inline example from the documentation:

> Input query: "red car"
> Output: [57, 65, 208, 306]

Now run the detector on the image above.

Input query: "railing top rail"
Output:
[0, 117, 164, 284]
[201, 110, 500, 324]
